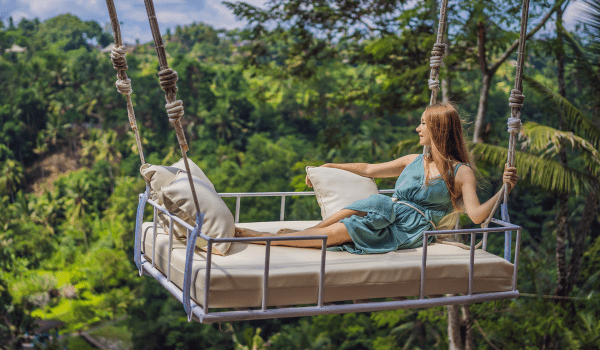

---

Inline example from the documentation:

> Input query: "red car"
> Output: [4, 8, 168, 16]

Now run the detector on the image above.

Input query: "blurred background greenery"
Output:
[1, 0, 599, 348]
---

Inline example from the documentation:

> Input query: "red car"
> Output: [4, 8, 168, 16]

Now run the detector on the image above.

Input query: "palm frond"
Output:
[580, 0, 600, 56]
[521, 122, 600, 177]
[521, 121, 600, 160]
[391, 136, 421, 157]
[470, 143, 594, 195]
[523, 76, 600, 149]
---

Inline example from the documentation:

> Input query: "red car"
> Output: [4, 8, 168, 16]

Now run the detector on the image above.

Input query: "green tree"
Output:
[0, 159, 25, 202]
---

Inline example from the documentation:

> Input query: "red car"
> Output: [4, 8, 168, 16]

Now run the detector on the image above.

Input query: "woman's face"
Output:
[416, 113, 432, 146]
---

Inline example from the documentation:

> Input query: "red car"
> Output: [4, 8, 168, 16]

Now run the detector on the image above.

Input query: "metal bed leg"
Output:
[183, 213, 204, 322]
[134, 186, 150, 276]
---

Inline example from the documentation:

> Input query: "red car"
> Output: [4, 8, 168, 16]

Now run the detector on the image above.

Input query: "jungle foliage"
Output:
[0, 1, 599, 348]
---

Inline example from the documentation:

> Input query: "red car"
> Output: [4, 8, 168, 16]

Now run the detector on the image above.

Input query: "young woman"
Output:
[235, 103, 518, 254]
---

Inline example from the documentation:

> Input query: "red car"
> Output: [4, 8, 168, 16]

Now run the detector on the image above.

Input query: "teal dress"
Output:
[329, 154, 466, 254]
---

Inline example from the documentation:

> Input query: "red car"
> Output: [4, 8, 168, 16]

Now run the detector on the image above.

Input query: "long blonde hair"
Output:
[423, 103, 472, 210]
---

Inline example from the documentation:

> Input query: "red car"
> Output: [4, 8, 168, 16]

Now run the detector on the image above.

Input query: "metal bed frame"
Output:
[134, 186, 521, 324]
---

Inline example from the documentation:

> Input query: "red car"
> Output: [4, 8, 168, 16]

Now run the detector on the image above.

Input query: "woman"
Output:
[235, 103, 518, 254]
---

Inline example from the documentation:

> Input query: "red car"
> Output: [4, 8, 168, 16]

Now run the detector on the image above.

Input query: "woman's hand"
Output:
[305, 175, 313, 188]
[504, 164, 518, 193]
[306, 163, 333, 188]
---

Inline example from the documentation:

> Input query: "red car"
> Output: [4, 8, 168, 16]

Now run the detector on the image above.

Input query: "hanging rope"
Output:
[423, 0, 449, 159]
[143, 0, 202, 215]
[105, 0, 146, 168]
[428, 0, 449, 106]
[479, 0, 530, 259]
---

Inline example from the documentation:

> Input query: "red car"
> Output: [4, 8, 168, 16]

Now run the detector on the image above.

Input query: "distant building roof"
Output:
[101, 43, 115, 53]
[5, 44, 27, 53]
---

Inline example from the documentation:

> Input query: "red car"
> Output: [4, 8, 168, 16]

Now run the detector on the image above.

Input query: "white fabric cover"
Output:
[140, 158, 216, 239]
[162, 172, 234, 256]
[142, 221, 514, 308]
[306, 166, 379, 219]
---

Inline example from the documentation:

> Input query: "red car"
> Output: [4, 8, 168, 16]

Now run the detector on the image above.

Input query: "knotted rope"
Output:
[428, 43, 446, 92]
[158, 68, 179, 92]
[166, 100, 184, 122]
[144, 0, 201, 215]
[480, 0, 530, 259]
[111, 45, 133, 95]
[105, 0, 146, 169]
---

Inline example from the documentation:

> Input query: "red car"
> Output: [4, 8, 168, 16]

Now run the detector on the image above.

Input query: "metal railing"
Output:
[134, 188, 521, 324]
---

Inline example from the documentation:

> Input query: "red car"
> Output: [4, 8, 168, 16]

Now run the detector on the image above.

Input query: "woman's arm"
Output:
[456, 165, 518, 224]
[306, 154, 419, 187]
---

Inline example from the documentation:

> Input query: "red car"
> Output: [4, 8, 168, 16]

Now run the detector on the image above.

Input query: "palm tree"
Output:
[0, 159, 25, 203]
[64, 177, 91, 250]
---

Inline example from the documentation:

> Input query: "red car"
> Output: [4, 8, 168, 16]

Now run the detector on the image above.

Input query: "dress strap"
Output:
[453, 162, 471, 176]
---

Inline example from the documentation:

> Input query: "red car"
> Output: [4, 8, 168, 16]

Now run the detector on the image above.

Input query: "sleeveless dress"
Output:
[328, 154, 467, 254]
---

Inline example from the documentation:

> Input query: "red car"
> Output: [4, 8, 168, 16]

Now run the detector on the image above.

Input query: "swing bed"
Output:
[104, 0, 529, 324]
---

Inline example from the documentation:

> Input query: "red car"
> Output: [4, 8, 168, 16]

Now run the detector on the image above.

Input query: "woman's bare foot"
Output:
[276, 228, 300, 235]
[234, 227, 272, 238]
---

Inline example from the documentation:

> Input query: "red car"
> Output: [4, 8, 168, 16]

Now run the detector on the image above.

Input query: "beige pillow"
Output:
[306, 166, 379, 220]
[162, 172, 234, 256]
[140, 158, 221, 249]
[140, 158, 214, 204]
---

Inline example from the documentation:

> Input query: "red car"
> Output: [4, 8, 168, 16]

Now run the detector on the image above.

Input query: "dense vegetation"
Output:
[1, 0, 599, 348]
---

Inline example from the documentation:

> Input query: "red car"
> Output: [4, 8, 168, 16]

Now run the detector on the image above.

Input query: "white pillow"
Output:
[140, 158, 214, 205]
[306, 166, 379, 220]
[162, 172, 234, 256]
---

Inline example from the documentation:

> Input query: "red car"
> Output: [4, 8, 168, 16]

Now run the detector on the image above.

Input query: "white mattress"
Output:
[142, 221, 514, 308]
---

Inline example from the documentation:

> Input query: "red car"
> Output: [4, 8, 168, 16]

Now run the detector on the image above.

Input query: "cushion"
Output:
[140, 158, 216, 240]
[142, 221, 514, 308]
[140, 158, 214, 204]
[306, 166, 379, 219]
[162, 171, 234, 256]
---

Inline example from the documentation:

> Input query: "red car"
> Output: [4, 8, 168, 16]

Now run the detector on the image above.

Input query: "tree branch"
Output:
[473, 319, 501, 350]
[490, 0, 567, 73]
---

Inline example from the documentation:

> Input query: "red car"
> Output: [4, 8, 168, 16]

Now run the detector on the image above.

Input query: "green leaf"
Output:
[520, 122, 600, 174]
[471, 143, 594, 195]
[523, 76, 600, 150]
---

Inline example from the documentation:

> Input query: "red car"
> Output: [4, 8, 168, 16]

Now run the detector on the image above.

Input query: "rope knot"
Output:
[115, 78, 132, 95]
[509, 89, 525, 108]
[429, 43, 446, 68]
[428, 78, 440, 91]
[166, 100, 184, 122]
[158, 68, 179, 92]
[110, 45, 128, 71]
[507, 116, 522, 135]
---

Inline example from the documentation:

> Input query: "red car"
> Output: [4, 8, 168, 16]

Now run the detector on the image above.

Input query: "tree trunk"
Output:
[565, 178, 600, 295]
[447, 304, 463, 350]
[473, 22, 491, 144]
[554, 6, 570, 299]
[473, 73, 492, 143]
[461, 304, 474, 350]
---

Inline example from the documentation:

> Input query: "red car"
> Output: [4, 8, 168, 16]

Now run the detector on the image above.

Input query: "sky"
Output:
[0, 0, 267, 44]
[0, 0, 584, 46]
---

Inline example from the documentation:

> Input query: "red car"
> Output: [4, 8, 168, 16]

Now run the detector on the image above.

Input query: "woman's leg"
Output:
[235, 222, 352, 248]
[276, 209, 366, 234]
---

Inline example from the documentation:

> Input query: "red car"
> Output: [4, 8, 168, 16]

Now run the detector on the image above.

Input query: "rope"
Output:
[480, 1, 531, 260]
[143, 0, 201, 215]
[104, 0, 146, 169]
[424, 0, 448, 159]
[158, 68, 179, 92]
[428, 0, 449, 105]
[428, 43, 446, 92]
